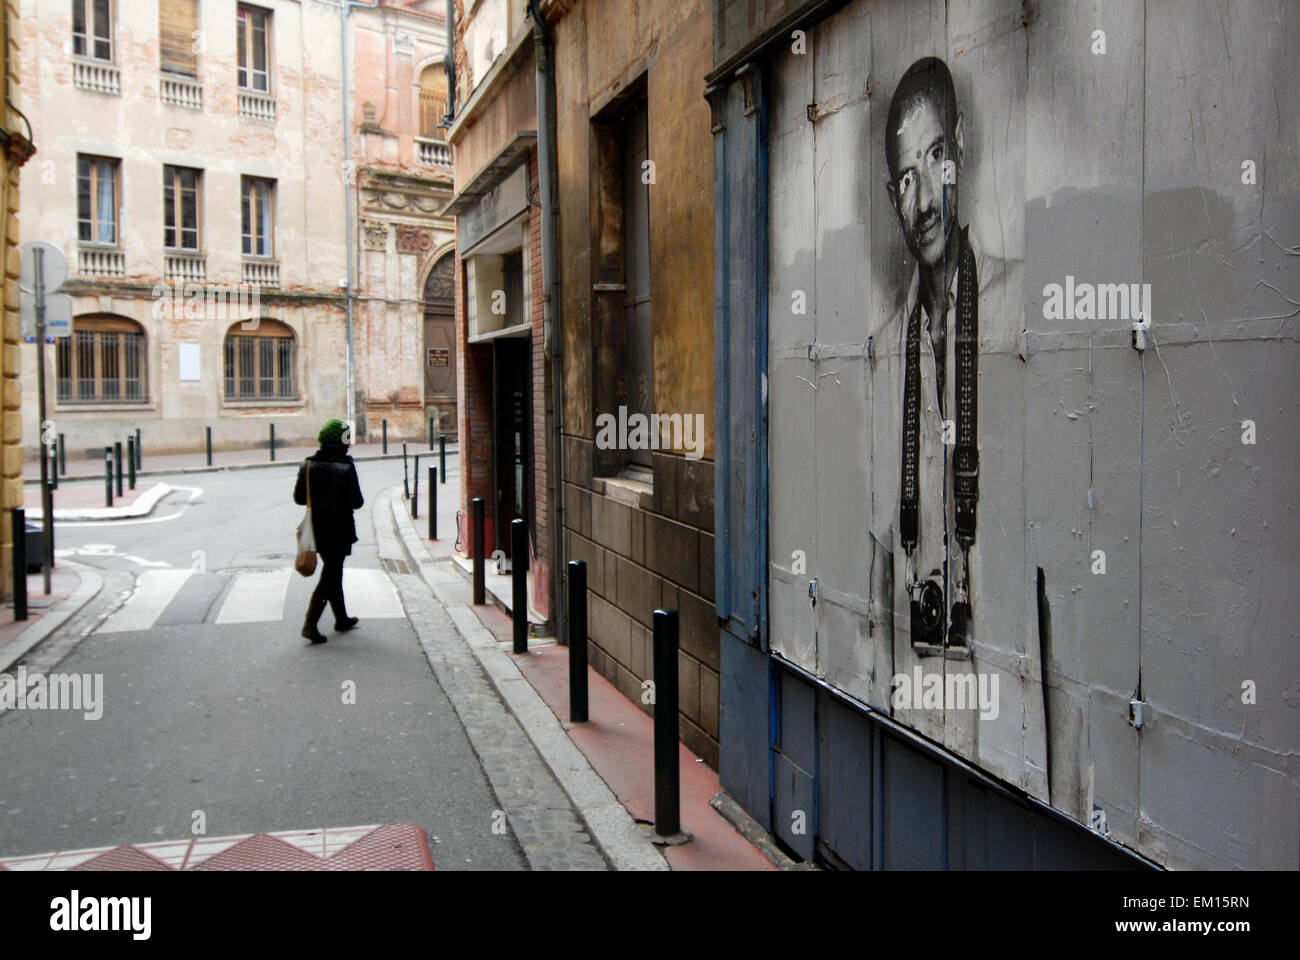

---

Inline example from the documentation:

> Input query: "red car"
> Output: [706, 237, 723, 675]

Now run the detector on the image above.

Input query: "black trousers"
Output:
[310, 550, 349, 621]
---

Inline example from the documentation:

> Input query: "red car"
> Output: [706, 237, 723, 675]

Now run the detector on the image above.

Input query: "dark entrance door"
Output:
[423, 254, 457, 440]
[491, 336, 532, 561]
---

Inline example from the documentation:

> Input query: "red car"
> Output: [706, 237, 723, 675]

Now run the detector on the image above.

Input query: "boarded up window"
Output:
[159, 0, 198, 77]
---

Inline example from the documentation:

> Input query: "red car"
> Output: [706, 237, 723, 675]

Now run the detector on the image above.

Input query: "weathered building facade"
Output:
[711, 0, 1298, 869]
[350, 0, 457, 442]
[445, 0, 552, 620]
[3, 0, 34, 600]
[546, 0, 720, 764]
[17, 0, 453, 457]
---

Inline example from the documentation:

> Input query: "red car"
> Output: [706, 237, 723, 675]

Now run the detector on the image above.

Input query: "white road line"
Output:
[341, 567, 405, 619]
[97, 569, 195, 634]
[215, 568, 292, 624]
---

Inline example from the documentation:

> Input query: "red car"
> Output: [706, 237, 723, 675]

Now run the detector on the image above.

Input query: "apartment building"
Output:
[18, 0, 453, 457]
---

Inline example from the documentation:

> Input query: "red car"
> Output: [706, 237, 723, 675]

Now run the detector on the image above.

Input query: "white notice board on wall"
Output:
[179, 342, 201, 381]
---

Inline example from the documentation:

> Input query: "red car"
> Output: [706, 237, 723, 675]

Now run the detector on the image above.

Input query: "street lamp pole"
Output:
[33, 247, 51, 594]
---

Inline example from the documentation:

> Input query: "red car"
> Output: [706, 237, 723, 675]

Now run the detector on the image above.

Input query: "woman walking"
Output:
[294, 418, 365, 643]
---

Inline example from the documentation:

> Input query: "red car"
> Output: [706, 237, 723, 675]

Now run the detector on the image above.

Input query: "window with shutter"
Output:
[159, 0, 199, 77]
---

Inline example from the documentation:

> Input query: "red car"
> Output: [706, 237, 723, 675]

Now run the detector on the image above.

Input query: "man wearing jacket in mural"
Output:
[869, 57, 1023, 678]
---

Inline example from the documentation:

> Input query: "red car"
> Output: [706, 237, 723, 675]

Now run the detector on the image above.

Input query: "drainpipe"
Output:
[340, 1, 377, 428]
[530, 0, 564, 644]
[444, 0, 456, 122]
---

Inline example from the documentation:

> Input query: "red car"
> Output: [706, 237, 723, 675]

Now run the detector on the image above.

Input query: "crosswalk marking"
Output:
[98, 570, 195, 634]
[341, 568, 405, 620]
[215, 568, 292, 624]
[94, 566, 405, 634]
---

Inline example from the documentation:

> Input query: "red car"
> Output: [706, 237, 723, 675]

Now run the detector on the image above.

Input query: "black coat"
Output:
[294, 442, 364, 557]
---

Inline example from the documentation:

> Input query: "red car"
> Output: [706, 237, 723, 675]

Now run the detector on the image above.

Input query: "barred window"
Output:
[224, 320, 296, 401]
[56, 316, 147, 404]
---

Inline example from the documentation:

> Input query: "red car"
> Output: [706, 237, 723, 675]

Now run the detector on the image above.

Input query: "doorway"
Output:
[423, 254, 457, 441]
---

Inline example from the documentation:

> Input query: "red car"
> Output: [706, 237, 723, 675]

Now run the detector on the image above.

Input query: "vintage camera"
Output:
[909, 577, 946, 646]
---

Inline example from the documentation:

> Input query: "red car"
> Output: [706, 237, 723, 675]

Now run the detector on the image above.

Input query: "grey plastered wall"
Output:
[764, 0, 1299, 869]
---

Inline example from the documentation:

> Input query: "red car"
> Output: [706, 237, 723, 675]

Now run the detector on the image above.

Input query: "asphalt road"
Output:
[0, 456, 529, 869]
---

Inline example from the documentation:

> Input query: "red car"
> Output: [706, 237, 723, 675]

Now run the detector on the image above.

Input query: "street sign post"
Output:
[19, 241, 70, 596]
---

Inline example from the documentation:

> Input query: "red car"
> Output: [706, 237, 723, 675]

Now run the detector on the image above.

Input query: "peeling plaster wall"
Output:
[349, 4, 455, 440]
[17, 0, 353, 454]
[765, 0, 1298, 869]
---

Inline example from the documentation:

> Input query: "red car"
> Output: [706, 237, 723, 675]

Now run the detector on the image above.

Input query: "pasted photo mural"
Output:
[867, 48, 1032, 778]
[766, 0, 1298, 866]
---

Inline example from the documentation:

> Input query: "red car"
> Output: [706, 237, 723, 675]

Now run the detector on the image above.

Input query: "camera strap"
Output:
[900, 227, 979, 555]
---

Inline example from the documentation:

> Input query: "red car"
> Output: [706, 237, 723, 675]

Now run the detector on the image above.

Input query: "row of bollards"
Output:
[459, 491, 681, 838]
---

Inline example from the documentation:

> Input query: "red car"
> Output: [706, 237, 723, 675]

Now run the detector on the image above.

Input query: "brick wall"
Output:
[562, 445, 718, 767]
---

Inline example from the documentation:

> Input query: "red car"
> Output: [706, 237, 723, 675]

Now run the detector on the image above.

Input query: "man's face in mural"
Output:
[886, 95, 964, 272]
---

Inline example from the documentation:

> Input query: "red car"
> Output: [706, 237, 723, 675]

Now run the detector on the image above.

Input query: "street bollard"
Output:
[568, 560, 588, 722]
[57, 433, 66, 475]
[11, 508, 26, 621]
[127, 436, 136, 490]
[382, 419, 388, 455]
[653, 608, 681, 837]
[269, 423, 276, 462]
[206, 426, 213, 466]
[104, 447, 113, 507]
[439, 434, 446, 483]
[135, 428, 142, 469]
[412, 454, 420, 519]
[429, 417, 434, 448]
[511, 519, 528, 654]
[428, 467, 437, 540]
[114, 441, 123, 497]
[403, 442, 409, 500]
[47, 443, 57, 491]
[472, 497, 485, 606]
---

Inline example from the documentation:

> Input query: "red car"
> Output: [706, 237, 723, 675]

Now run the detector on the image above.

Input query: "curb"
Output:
[24, 447, 459, 485]
[28, 482, 173, 522]
[0, 560, 104, 675]
[385, 485, 668, 872]
[709, 792, 816, 871]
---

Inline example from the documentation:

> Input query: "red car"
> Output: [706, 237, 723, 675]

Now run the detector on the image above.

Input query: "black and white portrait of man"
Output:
[869, 56, 1024, 655]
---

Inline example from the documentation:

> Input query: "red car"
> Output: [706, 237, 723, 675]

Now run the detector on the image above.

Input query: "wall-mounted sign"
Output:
[428, 347, 450, 368]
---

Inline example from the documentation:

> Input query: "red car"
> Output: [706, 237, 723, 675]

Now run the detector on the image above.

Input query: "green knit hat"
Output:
[318, 418, 349, 444]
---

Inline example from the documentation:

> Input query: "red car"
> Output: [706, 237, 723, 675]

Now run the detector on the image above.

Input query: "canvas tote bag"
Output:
[295, 460, 318, 577]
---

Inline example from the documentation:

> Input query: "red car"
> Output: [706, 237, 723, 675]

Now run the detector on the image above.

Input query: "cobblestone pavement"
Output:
[9, 566, 134, 677]
[391, 572, 610, 871]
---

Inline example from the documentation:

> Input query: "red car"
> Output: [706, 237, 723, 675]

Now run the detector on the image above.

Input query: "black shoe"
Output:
[334, 616, 359, 632]
[302, 597, 328, 644]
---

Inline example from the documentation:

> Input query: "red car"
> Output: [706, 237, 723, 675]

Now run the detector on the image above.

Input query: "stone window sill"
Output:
[595, 473, 653, 511]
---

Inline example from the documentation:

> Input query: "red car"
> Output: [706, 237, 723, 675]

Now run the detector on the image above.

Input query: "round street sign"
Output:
[19, 241, 68, 294]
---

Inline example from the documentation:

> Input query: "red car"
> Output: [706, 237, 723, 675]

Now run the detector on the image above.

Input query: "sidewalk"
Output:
[389, 483, 787, 871]
[0, 561, 101, 674]
[24, 480, 172, 520]
[24, 439, 458, 484]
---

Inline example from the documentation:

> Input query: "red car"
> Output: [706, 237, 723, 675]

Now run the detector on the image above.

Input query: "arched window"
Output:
[418, 64, 448, 140]
[223, 319, 297, 401]
[423, 252, 455, 310]
[57, 315, 147, 403]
